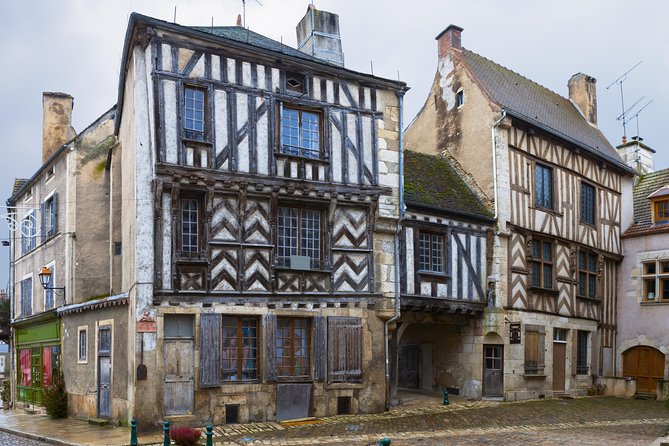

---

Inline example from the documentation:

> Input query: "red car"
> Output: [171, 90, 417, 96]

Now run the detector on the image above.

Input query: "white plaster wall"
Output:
[621, 175, 635, 232]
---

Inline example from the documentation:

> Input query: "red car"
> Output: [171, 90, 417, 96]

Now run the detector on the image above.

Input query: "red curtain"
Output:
[19, 349, 31, 386]
[42, 347, 53, 387]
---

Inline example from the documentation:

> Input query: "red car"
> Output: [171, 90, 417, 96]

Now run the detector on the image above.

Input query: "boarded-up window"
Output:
[198, 314, 221, 388]
[328, 317, 362, 383]
[524, 324, 545, 374]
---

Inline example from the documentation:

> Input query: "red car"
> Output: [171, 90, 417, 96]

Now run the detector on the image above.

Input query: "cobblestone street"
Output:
[0, 432, 49, 446]
[204, 397, 669, 446]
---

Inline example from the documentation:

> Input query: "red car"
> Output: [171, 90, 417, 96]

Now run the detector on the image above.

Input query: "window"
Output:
[535, 164, 553, 209]
[530, 238, 553, 289]
[18, 349, 31, 387]
[578, 251, 598, 299]
[580, 182, 596, 225]
[418, 232, 445, 273]
[43, 194, 57, 238]
[44, 264, 55, 310]
[280, 106, 321, 159]
[456, 90, 464, 107]
[553, 328, 567, 342]
[277, 207, 322, 269]
[328, 317, 362, 383]
[576, 330, 589, 375]
[276, 318, 310, 378]
[45, 165, 55, 182]
[653, 199, 669, 224]
[184, 86, 206, 141]
[285, 72, 306, 94]
[524, 324, 545, 374]
[164, 314, 194, 338]
[20, 277, 32, 317]
[21, 210, 37, 255]
[641, 260, 669, 302]
[222, 317, 258, 381]
[181, 198, 201, 257]
[78, 327, 88, 363]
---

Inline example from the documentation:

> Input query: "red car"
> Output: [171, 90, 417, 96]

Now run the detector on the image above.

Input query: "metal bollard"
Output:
[443, 389, 449, 405]
[206, 425, 213, 446]
[377, 438, 391, 446]
[130, 419, 138, 446]
[163, 421, 171, 446]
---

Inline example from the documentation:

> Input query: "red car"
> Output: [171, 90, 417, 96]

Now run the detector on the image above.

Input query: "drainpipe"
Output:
[491, 109, 507, 220]
[384, 90, 405, 409]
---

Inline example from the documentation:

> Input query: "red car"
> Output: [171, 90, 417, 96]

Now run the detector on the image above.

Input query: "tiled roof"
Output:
[404, 150, 492, 220]
[12, 179, 28, 195]
[624, 167, 669, 237]
[190, 26, 328, 66]
[460, 49, 631, 173]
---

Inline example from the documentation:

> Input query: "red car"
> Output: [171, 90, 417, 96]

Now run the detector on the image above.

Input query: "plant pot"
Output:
[3, 401, 9, 410]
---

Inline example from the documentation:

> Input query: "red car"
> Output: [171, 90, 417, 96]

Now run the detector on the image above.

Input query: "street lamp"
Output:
[38, 266, 66, 302]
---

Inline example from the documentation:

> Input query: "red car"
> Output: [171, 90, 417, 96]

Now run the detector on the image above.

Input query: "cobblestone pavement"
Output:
[201, 397, 669, 446]
[0, 432, 49, 446]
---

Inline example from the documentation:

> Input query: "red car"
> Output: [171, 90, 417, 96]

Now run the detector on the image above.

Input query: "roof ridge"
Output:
[461, 48, 571, 105]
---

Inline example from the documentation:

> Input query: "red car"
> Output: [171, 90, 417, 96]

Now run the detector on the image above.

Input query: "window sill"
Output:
[530, 205, 563, 217]
[276, 376, 312, 383]
[273, 265, 332, 274]
[523, 373, 547, 378]
[417, 271, 449, 281]
[641, 300, 669, 305]
[576, 295, 600, 303]
[579, 220, 597, 229]
[181, 137, 212, 146]
[274, 150, 329, 164]
[528, 286, 558, 296]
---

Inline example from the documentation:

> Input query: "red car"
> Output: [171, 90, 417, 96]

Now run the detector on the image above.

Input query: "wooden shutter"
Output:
[199, 313, 221, 388]
[524, 324, 545, 374]
[264, 314, 277, 382]
[313, 316, 326, 381]
[327, 317, 362, 383]
[52, 193, 58, 234]
[40, 202, 46, 242]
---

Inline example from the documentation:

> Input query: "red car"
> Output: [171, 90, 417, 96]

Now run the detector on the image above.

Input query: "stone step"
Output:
[88, 417, 109, 426]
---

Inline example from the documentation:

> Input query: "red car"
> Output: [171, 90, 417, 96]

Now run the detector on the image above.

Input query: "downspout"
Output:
[491, 109, 507, 220]
[385, 90, 405, 409]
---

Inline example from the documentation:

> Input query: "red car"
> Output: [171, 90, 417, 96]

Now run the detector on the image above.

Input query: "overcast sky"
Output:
[0, 0, 667, 290]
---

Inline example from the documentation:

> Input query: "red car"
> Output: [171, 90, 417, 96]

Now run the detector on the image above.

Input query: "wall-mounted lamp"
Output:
[38, 266, 66, 302]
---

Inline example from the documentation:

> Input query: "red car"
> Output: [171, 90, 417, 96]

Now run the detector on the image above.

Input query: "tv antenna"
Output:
[241, 0, 263, 28]
[606, 60, 642, 141]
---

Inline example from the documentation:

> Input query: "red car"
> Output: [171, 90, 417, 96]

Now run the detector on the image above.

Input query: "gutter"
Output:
[385, 90, 405, 409]
[491, 110, 507, 220]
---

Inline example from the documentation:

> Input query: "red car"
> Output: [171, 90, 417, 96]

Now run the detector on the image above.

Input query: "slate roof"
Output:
[403, 150, 492, 221]
[459, 49, 633, 174]
[12, 179, 28, 195]
[190, 26, 327, 66]
[624, 167, 669, 237]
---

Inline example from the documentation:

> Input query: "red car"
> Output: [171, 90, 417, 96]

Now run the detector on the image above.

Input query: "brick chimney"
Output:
[42, 92, 76, 163]
[436, 25, 463, 58]
[296, 5, 344, 67]
[568, 73, 597, 127]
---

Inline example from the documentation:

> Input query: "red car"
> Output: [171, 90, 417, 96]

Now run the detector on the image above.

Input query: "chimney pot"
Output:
[568, 72, 598, 127]
[436, 24, 463, 57]
[42, 92, 76, 163]
[236, 14, 242, 26]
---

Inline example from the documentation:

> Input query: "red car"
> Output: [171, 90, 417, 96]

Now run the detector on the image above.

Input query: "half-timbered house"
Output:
[394, 151, 492, 400]
[404, 26, 635, 399]
[113, 8, 406, 424]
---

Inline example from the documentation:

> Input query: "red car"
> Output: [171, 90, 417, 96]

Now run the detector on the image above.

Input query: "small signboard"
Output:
[509, 322, 521, 344]
[136, 311, 157, 333]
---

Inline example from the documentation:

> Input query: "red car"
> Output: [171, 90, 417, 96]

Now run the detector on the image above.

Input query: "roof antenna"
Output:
[211, 16, 214, 31]
[241, 0, 263, 29]
[173, 5, 177, 23]
[606, 60, 642, 143]
[628, 99, 653, 165]
[370, 61, 374, 75]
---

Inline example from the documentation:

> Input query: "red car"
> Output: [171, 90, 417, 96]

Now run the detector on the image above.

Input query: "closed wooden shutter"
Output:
[40, 202, 46, 242]
[264, 314, 277, 382]
[524, 324, 545, 374]
[52, 193, 58, 234]
[199, 313, 221, 388]
[313, 316, 326, 381]
[328, 317, 362, 383]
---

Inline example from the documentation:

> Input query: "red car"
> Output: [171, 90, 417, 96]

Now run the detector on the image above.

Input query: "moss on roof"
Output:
[404, 151, 492, 219]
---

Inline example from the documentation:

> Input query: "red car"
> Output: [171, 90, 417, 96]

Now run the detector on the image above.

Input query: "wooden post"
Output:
[163, 421, 171, 446]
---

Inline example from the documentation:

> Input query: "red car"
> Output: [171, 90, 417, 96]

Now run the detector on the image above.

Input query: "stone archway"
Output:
[622, 346, 665, 394]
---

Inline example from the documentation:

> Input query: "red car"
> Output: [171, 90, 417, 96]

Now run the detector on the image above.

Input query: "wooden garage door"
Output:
[622, 346, 665, 394]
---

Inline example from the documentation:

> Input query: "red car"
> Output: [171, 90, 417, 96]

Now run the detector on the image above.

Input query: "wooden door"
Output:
[97, 326, 111, 418]
[398, 345, 420, 389]
[623, 346, 665, 394]
[163, 339, 194, 415]
[552, 342, 566, 391]
[483, 345, 503, 397]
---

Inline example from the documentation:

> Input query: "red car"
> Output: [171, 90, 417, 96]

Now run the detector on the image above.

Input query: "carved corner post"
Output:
[170, 178, 181, 290]
[269, 188, 279, 292]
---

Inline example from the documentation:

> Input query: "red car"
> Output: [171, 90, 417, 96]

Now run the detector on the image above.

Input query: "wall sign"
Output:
[136, 311, 157, 333]
[509, 322, 521, 344]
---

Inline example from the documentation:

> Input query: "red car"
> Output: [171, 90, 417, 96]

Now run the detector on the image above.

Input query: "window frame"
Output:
[178, 194, 205, 259]
[43, 261, 55, 310]
[221, 316, 259, 382]
[182, 85, 208, 142]
[652, 199, 669, 224]
[417, 231, 446, 275]
[20, 275, 33, 317]
[529, 237, 554, 290]
[21, 210, 37, 255]
[275, 317, 311, 379]
[641, 259, 669, 302]
[577, 250, 599, 300]
[455, 90, 465, 107]
[278, 104, 323, 160]
[535, 163, 554, 210]
[576, 330, 589, 375]
[524, 324, 546, 375]
[77, 326, 88, 364]
[580, 181, 596, 226]
[276, 206, 324, 269]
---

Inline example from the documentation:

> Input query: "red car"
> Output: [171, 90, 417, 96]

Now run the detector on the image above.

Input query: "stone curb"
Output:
[0, 424, 81, 446]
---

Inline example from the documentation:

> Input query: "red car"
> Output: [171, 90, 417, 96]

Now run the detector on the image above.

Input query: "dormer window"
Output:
[285, 72, 306, 95]
[654, 200, 669, 224]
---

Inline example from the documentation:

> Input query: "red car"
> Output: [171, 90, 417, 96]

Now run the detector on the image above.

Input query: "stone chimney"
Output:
[436, 25, 463, 58]
[568, 73, 597, 127]
[616, 136, 655, 174]
[42, 92, 76, 163]
[296, 5, 344, 67]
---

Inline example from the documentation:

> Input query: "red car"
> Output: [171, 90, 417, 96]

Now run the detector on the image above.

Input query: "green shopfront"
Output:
[14, 312, 60, 405]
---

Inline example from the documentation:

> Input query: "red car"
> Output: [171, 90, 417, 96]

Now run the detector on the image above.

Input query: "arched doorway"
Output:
[482, 332, 504, 397]
[622, 346, 665, 394]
